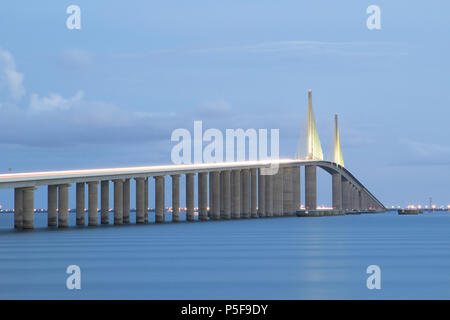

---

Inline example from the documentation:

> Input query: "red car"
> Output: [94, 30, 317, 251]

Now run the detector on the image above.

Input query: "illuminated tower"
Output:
[296, 90, 323, 160]
[331, 114, 344, 167]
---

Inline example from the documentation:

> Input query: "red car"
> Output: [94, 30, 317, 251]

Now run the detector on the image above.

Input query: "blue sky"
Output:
[0, 1, 449, 208]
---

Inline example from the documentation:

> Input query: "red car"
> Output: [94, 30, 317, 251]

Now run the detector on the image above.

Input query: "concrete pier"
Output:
[113, 179, 123, 225]
[208, 172, 213, 218]
[258, 169, 265, 217]
[293, 166, 300, 212]
[14, 188, 23, 228]
[88, 182, 98, 226]
[171, 174, 180, 222]
[347, 182, 353, 210]
[22, 187, 36, 229]
[231, 170, 241, 219]
[332, 173, 342, 210]
[101, 181, 109, 224]
[186, 173, 195, 221]
[155, 176, 165, 223]
[123, 179, 130, 223]
[265, 174, 273, 217]
[305, 165, 317, 210]
[355, 187, 361, 211]
[250, 168, 257, 218]
[198, 172, 208, 221]
[135, 177, 145, 224]
[341, 180, 350, 210]
[212, 171, 220, 220]
[361, 191, 369, 211]
[360, 191, 366, 210]
[144, 178, 149, 223]
[241, 169, 250, 218]
[220, 172, 225, 217]
[283, 167, 294, 216]
[351, 186, 356, 210]
[47, 185, 57, 227]
[76, 182, 85, 226]
[222, 170, 231, 219]
[273, 169, 283, 217]
[58, 184, 70, 228]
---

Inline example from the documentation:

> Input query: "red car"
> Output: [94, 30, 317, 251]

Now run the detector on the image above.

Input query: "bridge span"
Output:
[0, 159, 385, 230]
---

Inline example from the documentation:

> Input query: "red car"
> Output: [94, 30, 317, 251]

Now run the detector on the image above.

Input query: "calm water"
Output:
[0, 211, 449, 299]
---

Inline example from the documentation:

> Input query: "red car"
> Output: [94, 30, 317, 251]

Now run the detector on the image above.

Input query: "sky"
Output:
[0, 1, 449, 209]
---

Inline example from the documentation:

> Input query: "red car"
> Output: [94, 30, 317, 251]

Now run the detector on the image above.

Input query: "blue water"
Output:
[0, 211, 449, 299]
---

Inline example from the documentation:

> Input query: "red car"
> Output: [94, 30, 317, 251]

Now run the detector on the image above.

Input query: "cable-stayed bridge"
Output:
[0, 91, 385, 230]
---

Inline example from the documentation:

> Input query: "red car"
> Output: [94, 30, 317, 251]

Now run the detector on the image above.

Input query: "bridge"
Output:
[0, 90, 385, 230]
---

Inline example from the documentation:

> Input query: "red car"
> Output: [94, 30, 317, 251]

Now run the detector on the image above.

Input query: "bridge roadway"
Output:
[0, 159, 385, 230]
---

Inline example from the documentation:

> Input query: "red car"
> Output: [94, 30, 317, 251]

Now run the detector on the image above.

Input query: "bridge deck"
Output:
[0, 159, 385, 209]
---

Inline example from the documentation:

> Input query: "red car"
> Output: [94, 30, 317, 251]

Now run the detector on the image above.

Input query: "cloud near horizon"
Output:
[0, 48, 181, 148]
[0, 48, 25, 101]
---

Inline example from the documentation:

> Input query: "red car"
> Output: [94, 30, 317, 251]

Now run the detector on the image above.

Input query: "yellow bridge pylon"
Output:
[330, 114, 344, 167]
[296, 90, 324, 160]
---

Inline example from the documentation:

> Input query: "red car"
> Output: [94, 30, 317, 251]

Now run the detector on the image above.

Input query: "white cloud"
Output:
[29, 91, 84, 113]
[0, 48, 25, 100]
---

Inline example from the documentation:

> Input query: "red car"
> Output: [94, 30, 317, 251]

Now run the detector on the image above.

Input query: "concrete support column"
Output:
[273, 169, 283, 217]
[144, 178, 149, 223]
[354, 187, 360, 211]
[360, 191, 366, 210]
[208, 172, 213, 218]
[332, 173, 342, 210]
[231, 170, 241, 219]
[222, 170, 231, 219]
[76, 182, 85, 226]
[88, 182, 99, 226]
[220, 172, 225, 217]
[123, 179, 130, 223]
[293, 166, 300, 212]
[186, 173, 195, 221]
[113, 179, 123, 225]
[265, 174, 273, 217]
[368, 198, 374, 209]
[212, 171, 221, 220]
[135, 178, 145, 224]
[155, 176, 165, 223]
[283, 167, 294, 216]
[342, 180, 350, 210]
[22, 187, 36, 230]
[358, 190, 362, 210]
[362, 191, 369, 210]
[198, 172, 208, 221]
[47, 185, 57, 227]
[353, 186, 358, 210]
[171, 175, 180, 222]
[349, 185, 355, 210]
[101, 181, 109, 224]
[241, 169, 250, 218]
[250, 168, 257, 218]
[58, 184, 70, 228]
[14, 188, 23, 229]
[258, 169, 265, 217]
[305, 165, 317, 210]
